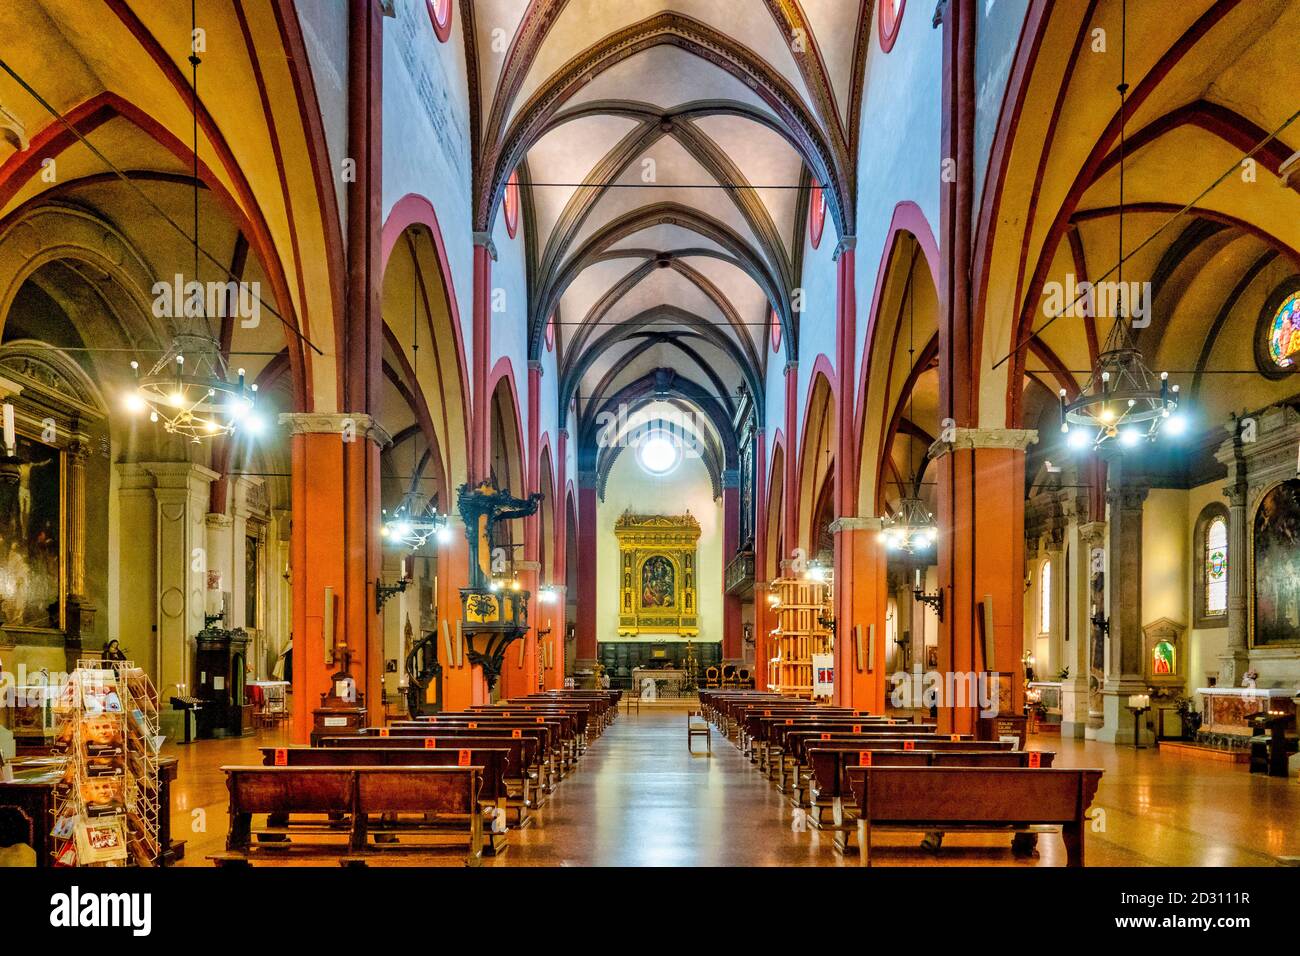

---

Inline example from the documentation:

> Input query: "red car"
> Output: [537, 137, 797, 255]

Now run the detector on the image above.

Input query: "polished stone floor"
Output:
[166, 705, 1300, 867]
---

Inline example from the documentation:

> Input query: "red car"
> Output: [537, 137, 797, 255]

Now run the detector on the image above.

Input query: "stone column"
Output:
[117, 462, 217, 736]
[1219, 472, 1250, 688]
[63, 437, 96, 663]
[1099, 457, 1148, 744]
[1063, 518, 1105, 737]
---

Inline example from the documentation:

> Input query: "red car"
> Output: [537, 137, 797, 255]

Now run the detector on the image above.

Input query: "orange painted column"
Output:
[752, 432, 769, 674]
[575, 477, 598, 670]
[545, 428, 569, 689]
[832, 521, 888, 713]
[283, 416, 387, 744]
[932, 432, 1033, 733]
[436, 529, 475, 711]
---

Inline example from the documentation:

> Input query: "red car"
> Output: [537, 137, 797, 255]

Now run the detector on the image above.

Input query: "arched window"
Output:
[1266, 290, 1300, 369]
[1039, 558, 1052, 634]
[503, 170, 520, 239]
[770, 308, 782, 353]
[879, 0, 906, 52]
[427, 0, 452, 42]
[1205, 516, 1228, 616]
[1193, 504, 1229, 628]
[808, 184, 826, 249]
[545, 315, 555, 352]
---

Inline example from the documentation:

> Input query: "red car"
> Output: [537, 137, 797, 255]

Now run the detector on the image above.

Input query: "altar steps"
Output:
[1157, 740, 1250, 764]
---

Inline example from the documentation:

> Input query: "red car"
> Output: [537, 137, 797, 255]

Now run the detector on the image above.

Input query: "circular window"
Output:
[545, 315, 555, 352]
[1256, 283, 1300, 379]
[770, 308, 782, 353]
[427, 0, 452, 41]
[503, 170, 520, 239]
[808, 184, 826, 249]
[879, 0, 905, 53]
[638, 431, 681, 475]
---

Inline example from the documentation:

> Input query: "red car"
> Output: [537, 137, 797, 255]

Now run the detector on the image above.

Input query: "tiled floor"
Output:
[165, 706, 1299, 867]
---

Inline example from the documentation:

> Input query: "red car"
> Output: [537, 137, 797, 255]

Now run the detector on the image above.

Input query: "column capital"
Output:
[721, 468, 740, 489]
[528, 359, 544, 376]
[784, 360, 799, 375]
[1079, 520, 1107, 547]
[833, 235, 857, 260]
[129, 461, 221, 489]
[828, 515, 883, 533]
[1106, 482, 1149, 511]
[515, 560, 542, 573]
[205, 512, 233, 530]
[928, 427, 1038, 459]
[577, 469, 599, 489]
[278, 411, 392, 448]
[472, 231, 498, 261]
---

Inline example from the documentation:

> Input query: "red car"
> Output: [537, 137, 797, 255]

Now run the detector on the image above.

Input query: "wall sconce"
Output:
[912, 567, 944, 622]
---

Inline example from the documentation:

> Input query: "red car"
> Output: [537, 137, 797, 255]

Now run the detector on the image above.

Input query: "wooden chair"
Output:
[721, 664, 739, 688]
[737, 667, 751, 689]
[704, 666, 720, 689]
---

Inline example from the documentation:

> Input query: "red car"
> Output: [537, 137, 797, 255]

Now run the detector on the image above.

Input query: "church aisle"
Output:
[494, 705, 845, 866]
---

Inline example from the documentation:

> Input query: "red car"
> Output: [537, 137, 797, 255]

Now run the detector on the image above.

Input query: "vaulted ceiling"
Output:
[461, 0, 874, 438]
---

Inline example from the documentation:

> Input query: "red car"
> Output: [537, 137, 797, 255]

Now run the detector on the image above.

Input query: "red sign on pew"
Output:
[512, 729, 522, 739]
[379, 727, 390, 737]
[950, 734, 960, 742]
[1028, 751, 1041, 768]
[424, 737, 437, 749]
[852, 725, 861, 733]
[785, 719, 794, 725]
[858, 751, 872, 766]
[458, 749, 472, 767]
[903, 740, 915, 750]
[536, 717, 545, 723]
[763, 710, 772, 716]
[502, 712, 511, 717]
[273, 748, 287, 766]
[468, 722, 478, 729]
[820, 733, 830, 740]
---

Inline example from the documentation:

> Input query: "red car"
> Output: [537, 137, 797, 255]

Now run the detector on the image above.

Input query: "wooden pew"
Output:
[844, 766, 1102, 866]
[798, 738, 1016, 820]
[352, 725, 555, 801]
[212, 765, 484, 867]
[259, 746, 513, 853]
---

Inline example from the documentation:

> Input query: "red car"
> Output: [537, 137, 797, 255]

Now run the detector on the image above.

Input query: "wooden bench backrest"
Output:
[228, 766, 352, 813]
[355, 768, 479, 814]
[847, 767, 1100, 824]
[258, 746, 511, 799]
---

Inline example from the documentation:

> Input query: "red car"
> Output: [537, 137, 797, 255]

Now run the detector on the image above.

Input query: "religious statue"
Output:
[455, 481, 543, 588]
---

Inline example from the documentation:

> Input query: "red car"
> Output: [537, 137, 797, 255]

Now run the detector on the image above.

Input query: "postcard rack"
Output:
[49, 659, 160, 866]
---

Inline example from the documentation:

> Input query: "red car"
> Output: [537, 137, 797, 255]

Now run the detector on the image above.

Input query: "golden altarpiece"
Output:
[614, 513, 700, 637]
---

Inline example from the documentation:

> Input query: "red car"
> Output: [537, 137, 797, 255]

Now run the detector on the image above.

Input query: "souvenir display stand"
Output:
[49, 659, 161, 866]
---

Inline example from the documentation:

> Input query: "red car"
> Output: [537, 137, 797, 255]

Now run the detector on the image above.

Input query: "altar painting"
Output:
[614, 512, 699, 637]
[1252, 479, 1300, 646]
[0, 434, 63, 630]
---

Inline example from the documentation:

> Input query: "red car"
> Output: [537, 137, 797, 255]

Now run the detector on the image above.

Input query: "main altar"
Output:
[614, 512, 700, 638]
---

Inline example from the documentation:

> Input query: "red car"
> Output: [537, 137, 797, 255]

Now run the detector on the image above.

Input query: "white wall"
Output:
[596, 446, 723, 645]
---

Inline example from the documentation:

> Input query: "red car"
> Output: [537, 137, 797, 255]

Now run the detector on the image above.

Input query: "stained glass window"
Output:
[1039, 559, 1051, 634]
[1267, 290, 1300, 368]
[1205, 516, 1227, 616]
[808, 184, 826, 249]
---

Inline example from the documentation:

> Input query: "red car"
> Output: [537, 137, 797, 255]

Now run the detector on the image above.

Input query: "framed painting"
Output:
[0, 433, 64, 631]
[1251, 478, 1300, 646]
